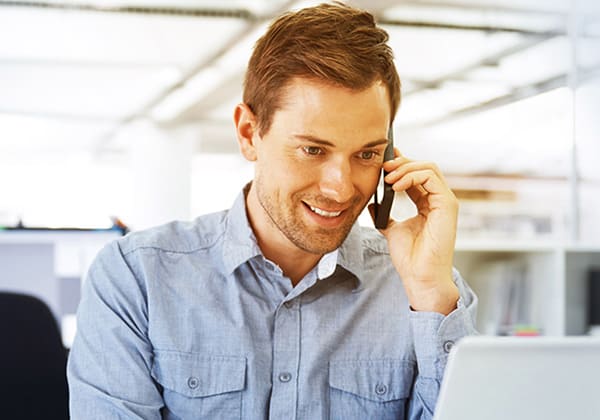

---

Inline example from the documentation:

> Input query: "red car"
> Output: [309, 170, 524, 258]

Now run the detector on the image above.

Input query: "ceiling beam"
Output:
[401, 64, 600, 129]
[403, 34, 557, 94]
[399, 73, 567, 129]
[0, 1, 256, 19]
[174, 29, 560, 124]
[379, 18, 564, 36]
[396, 0, 569, 16]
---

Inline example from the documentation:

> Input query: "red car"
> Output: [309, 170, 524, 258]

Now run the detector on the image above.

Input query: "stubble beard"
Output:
[256, 181, 364, 255]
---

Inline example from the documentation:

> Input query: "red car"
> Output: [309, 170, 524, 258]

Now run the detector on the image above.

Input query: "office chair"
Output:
[0, 291, 69, 420]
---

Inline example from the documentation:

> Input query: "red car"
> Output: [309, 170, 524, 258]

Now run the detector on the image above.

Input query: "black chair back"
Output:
[0, 292, 69, 420]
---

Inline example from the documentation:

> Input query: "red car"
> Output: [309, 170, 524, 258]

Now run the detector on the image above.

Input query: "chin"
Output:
[292, 227, 352, 255]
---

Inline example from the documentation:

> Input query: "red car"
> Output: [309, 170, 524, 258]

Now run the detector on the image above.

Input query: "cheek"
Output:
[354, 167, 381, 197]
[256, 151, 313, 190]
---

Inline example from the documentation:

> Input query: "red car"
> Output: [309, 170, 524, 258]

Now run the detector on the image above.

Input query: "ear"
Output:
[233, 103, 258, 161]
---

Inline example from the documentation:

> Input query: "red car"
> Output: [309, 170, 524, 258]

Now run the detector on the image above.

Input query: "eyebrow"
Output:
[293, 134, 389, 148]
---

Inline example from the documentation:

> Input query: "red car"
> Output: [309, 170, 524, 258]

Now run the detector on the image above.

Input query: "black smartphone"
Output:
[373, 126, 394, 229]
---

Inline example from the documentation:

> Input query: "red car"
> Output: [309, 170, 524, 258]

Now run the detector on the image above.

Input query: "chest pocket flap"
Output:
[329, 359, 415, 402]
[151, 350, 246, 398]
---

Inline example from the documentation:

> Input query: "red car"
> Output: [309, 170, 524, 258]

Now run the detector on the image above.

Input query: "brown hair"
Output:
[243, 2, 401, 136]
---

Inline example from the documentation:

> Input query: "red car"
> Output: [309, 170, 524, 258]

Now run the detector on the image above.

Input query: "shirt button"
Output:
[187, 376, 199, 389]
[284, 301, 293, 309]
[443, 340, 455, 353]
[278, 372, 292, 382]
[375, 382, 388, 395]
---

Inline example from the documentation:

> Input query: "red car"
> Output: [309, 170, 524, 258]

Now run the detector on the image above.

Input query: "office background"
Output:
[0, 0, 599, 346]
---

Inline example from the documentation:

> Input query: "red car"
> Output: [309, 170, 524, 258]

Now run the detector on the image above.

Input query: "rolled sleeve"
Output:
[410, 268, 478, 378]
[410, 296, 477, 379]
[405, 269, 478, 419]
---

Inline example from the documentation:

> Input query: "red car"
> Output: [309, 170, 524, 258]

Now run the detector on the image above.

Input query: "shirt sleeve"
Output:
[67, 240, 163, 419]
[406, 268, 478, 420]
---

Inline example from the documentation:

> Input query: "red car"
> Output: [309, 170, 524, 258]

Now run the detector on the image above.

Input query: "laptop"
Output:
[433, 336, 600, 420]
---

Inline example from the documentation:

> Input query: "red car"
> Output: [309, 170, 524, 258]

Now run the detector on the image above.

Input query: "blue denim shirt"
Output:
[67, 189, 477, 420]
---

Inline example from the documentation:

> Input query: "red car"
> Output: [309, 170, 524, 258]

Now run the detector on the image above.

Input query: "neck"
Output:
[245, 184, 321, 286]
[268, 249, 321, 287]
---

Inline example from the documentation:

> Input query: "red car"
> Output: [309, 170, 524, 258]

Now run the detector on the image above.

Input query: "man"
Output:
[68, 3, 477, 419]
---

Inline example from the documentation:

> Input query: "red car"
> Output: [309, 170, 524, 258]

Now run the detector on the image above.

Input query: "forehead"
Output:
[274, 78, 391, 139]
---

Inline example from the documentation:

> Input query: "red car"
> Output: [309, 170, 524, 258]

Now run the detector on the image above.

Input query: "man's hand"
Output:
[370, 149, 460, 315]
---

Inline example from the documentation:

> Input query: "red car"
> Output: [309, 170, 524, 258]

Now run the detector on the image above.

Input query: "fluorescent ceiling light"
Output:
[150, 0, 323, 121]
[150, 68, 224, 121]
[397, 90, 452, 126]
[463, 36, 570, 86]
[0, 62, 182, 119]
[398, 80, 511, 126]
[151, 20, 270, 121]
[0, 7, 246, 69]
[386, 26, 524, 81]
[397, 87, 572, 177]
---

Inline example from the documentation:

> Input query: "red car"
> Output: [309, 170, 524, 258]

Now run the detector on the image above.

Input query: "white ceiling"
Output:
[1, 0, 599, 177]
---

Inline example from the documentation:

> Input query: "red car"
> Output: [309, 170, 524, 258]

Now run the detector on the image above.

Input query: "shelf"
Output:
[455, 239, 561, 253]
[0, 229, 122, 244]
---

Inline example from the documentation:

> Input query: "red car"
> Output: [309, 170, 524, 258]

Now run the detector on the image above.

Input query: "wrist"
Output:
[407, 280, 459, 316]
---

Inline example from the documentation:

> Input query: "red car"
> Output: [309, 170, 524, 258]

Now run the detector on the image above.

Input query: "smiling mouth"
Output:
[307, 204, 343, 218]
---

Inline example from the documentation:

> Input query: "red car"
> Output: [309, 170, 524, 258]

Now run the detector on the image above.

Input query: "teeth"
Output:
[309, 205, 342, 217]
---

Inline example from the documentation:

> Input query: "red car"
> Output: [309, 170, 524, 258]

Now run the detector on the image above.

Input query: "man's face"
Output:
[250, 78, 391, 255]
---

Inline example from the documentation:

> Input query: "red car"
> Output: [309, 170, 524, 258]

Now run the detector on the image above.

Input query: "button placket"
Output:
[269, 298, 300, 418]
[278, 372, 292, 383]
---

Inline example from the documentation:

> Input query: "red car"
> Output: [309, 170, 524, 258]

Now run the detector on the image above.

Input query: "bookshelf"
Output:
[454, 241, 600, 336]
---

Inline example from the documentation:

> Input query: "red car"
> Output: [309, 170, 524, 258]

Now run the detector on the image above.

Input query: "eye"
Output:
[302, 146, 323, 156]
[359, 150, 376, 160]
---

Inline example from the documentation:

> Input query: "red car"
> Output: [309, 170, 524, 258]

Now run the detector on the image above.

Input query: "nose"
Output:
[318, 157, 355, 204]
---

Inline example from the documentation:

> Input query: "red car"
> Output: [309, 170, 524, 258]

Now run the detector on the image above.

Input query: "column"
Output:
[127, 118, 195, 230]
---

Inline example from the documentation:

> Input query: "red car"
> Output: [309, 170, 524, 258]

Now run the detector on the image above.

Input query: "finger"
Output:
[384, 161, 445, 185]
[383, 147, 410, 172]
[390, 168, 451, 197]
[382, 154, 410, 173]
[405, 184, 428, 205]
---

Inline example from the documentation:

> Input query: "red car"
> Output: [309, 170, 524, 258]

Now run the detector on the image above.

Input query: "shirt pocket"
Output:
[151, 350, 246, 420]
[328, 359, 415, 420]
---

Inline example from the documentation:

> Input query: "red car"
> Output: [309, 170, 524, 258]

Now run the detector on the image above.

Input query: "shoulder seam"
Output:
[120, 220, 227, 257]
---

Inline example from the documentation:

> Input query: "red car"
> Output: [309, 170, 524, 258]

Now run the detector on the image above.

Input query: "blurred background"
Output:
[1, 0, 599, 346]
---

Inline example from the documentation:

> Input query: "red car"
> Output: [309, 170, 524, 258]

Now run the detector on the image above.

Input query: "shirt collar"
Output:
[222, 185, 263, 274]
[222, 185, 366, 284]
[336, 222, 365, 284]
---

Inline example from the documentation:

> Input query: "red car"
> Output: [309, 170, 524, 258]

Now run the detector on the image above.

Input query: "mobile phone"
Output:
[373, 126, 394, 229]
